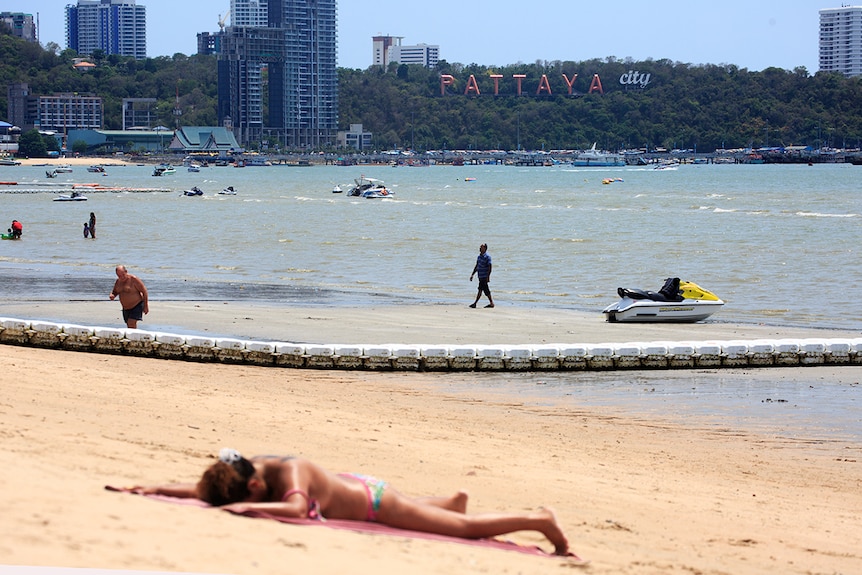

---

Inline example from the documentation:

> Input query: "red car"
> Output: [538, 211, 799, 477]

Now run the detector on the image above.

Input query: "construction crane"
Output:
[218, 10, 230, 32]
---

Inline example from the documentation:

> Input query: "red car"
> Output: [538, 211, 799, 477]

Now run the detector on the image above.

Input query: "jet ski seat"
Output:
[616, 277, 684, 302]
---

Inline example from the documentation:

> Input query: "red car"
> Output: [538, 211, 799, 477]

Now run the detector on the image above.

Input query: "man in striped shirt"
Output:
[469, 243, 495, 308]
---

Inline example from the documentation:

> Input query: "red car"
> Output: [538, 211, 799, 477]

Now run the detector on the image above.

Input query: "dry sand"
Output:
[16, 157, 137, 167]
[0, 300, 861, 575]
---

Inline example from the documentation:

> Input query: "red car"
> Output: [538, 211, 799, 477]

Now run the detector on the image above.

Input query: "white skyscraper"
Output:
[66, 0, 146, 60]
[819, 6, 862, 77]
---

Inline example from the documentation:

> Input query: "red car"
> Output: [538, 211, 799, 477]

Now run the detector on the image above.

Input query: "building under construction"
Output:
[217, 0, 338, 149]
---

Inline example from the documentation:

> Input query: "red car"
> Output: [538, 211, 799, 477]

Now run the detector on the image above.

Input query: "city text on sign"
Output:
[439, 71, 652, 96]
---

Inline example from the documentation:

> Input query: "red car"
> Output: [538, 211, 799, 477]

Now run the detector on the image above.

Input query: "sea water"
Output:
[1, 160, 861, 443]
[1, 161, 860, 329]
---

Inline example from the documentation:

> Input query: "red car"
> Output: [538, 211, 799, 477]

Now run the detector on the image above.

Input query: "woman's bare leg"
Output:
[414, 490, 468, 513]
[379, 494, 569, 555]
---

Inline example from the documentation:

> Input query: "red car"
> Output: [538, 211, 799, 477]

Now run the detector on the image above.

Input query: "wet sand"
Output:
[3, 299, 859, 345]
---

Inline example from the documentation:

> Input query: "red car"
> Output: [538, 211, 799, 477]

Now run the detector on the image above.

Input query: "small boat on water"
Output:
[53, 165, 74, 173]
[332, 184, 343, 193]
[183, 186, 204, 196]
[46, 170, 58, 178]
[0, 158, 21, 166]
[602, 277, 724, 323]
[573, 143, 626, 167]
[218, 186, 237, 195]
[347, 176, 389, 197]
[87, 165, 105, 173]
[188, 164, 201, 172]
[153, 164, 176, 176]
[53, 191, 88, 201]
[361, 187, 394, 198]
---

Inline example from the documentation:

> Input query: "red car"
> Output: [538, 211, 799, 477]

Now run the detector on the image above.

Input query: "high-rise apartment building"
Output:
[0, 12, 37, 43]
[819, 6, 862, 77]
[66, 0, 147, 60]
[390, 43, 439, 68]
[218, 0, 338, 148]
[372, 35, 402, 68]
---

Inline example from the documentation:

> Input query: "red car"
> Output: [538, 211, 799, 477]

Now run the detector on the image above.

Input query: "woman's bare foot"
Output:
[449, 490, 469, 513]
[534, 507, 569, 556]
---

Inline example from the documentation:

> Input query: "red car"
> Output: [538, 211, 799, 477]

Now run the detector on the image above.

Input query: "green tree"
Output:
[71, 140, 89, 155]
[17, 129, 47, 157]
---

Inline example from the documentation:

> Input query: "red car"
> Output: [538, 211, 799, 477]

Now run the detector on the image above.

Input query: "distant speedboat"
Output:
[153, 164, 176, 176]
[53, 165, 74, 173]
[87, 165, 105, 173]
[347, 175, 388, 197]
[218, 186, 237, 195]
[332, 184, 343, 193]
[362, 187, 394, 198]
[573, 143, 626, 167]
[183, 186, 204, 196]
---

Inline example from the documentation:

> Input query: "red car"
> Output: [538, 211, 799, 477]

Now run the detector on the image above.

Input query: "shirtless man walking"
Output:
[109, 265, 149, 328]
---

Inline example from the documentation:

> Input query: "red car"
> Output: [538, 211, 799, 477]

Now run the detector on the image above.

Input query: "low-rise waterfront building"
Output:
[7, 83, 102, 134]
[337, 123, 372, 150]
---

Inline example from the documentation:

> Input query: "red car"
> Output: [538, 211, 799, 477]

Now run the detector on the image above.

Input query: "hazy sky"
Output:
[15, 1, 846, 72]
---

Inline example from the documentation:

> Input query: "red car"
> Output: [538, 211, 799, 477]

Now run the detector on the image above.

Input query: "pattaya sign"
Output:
[439, 71, 652, 96]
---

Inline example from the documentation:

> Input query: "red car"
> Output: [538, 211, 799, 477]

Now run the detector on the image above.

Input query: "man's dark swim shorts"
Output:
[123, 300, 144, 323]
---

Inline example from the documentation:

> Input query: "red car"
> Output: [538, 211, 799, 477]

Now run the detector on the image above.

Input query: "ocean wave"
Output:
[795, 211, 857, 218]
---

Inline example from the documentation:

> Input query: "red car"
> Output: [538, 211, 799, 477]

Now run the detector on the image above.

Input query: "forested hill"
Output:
[2, 27, 861, 153]
[342, 61, 862, 153]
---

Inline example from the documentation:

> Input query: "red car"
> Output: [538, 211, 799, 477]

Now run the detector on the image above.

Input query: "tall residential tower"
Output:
[218, 0, 337, 148]
[66, 0, 146, 60]
[819, 6, 862, 77]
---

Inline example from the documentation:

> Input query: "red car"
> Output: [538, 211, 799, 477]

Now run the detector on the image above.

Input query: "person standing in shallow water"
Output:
[89, 212, 96, 239]
[469, 243, 494, 308]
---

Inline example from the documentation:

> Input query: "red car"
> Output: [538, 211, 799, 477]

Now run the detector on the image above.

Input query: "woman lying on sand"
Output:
[134, 448, 572, 556]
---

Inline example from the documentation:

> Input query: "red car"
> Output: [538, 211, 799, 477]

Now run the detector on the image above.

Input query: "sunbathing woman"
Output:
[133, 449, 571, 556]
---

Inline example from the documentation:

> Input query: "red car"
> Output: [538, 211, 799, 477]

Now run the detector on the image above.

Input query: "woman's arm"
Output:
[220, 500, 310, 518]
[129, 483, 198, 498]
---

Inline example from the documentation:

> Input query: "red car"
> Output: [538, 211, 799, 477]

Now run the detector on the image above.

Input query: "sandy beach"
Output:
[15, 156, 138, 167]
[1, 299, 860, 575]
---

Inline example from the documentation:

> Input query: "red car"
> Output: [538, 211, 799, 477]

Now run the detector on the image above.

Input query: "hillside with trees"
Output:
[2, 25, 862, 153]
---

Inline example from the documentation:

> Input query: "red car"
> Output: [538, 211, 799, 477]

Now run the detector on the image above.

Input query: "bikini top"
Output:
[282, 488, 322, 520]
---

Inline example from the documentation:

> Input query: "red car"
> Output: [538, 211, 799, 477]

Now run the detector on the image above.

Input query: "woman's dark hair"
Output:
[197, 456, 256, 506]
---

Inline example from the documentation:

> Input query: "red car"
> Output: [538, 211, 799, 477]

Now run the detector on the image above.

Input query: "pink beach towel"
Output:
[105, 486, 585, 562]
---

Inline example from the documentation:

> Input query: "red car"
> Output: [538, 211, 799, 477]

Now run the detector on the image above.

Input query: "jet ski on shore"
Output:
[602, 277, 724, 323]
